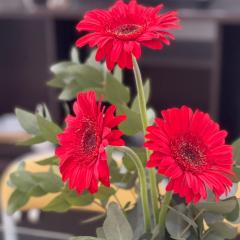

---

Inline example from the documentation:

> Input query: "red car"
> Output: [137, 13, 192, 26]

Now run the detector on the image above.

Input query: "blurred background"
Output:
[1, 0, 240, 239]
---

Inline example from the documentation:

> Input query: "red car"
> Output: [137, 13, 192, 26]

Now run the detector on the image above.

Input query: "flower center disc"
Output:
[170, 134, 207, 172]
[80, 121, 98, 156]
[112, 24, 143, 40]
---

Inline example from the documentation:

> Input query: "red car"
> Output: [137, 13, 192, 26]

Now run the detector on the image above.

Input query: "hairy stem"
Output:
[158, 191, 173, 239]
[110, 146, 151, 232]
[132, 57, 159, 225]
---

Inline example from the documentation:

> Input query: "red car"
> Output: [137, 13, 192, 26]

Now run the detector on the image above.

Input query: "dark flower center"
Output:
[83, 128, 97, 152]
[111, 24, 144, 40]
[80, 121, 98, 156]
[170, 133, 207, 172]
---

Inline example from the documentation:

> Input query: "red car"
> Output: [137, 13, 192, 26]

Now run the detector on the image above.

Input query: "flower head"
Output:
[56, 91, 126, 194]
[76, 0, 180, 71]
[145, 106, 234, 204]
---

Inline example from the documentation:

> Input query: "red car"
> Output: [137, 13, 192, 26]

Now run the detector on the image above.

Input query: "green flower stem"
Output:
[158, 191, 173, 239]
[132, 57, 159, 225]
[110, 146, 151, 232]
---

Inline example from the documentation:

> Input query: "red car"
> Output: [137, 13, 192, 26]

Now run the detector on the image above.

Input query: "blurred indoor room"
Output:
[1, 0, 240, 239]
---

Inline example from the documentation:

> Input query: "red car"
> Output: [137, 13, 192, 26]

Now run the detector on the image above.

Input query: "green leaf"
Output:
[17, 135, 45, 146]
[150, 226, 160, 240]
[96, 227, 106, 238]
[9, 168, 52, 199]
[95, 186, 116, 206]
[28, 186, 46, 197]
[168, 205, 198, 230]
[32, 172, 63, 193]
[108, 151, 138, 189]
[17, 161, 26, 171]
[7, 180, 15, 188]
[166, 204, 191, 239]
[86, 50, 102, 69]
[15, 108, 40, 135]
[104, 73, 130, 105]
[117, 105, 142, 136]
[220, 183, 238, 200]
[63, 102, 71, 115]
[7, 190, 29, 214]
[132, 79, 150, 112]
[50, 62, 76, 74]
[113, 66, 123, 83]
[48, 74, 75, 89]
[166, 236, 186, 240]
[43, 194, 70, 212]
[189, 205, 204, 238]
[71, 47, 80, 64]
[49, 56, 130, 106]
[59, 81, 81, 101]
[47, 77, 66, 88]
[56, 67, 103, 100]
[197, 197, 237, 214]
[9, 171, 35, 193]
[36, 104, 52, 121]
[103, 203, 133, 240]
[114, 172, 137, 190]
[127, 199, 143, 238]
[232, 138, 240, 164]
[233, 166, 240, 182]
[37, 115, 62, 144]
[209, 222, 238, 239]
[225, 198, 240, 222]
[65, 190, 94, 206]
[147, 108, 156, 125]
[203, 212, 224, 225]
[108, 160, 124, 184]
[68, 65, 104, 88]
[36, 156, 59, 166]
[204, 233, 224, 240]
[107, 149, 138, 188]
[123, 147, 147, 171]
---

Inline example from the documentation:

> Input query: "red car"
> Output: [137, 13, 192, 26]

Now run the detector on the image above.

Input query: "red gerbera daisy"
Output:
[145, 106, 234, 204]
[55, 91, 126, 194]
[76, 0, 180, 71]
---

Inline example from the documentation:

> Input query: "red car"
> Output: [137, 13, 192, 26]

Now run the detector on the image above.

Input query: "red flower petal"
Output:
[141, 40, 163, 50]
[145, 106, 234, 204]
[55, 91, 126, 195]
[75, 0, 180, 71]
